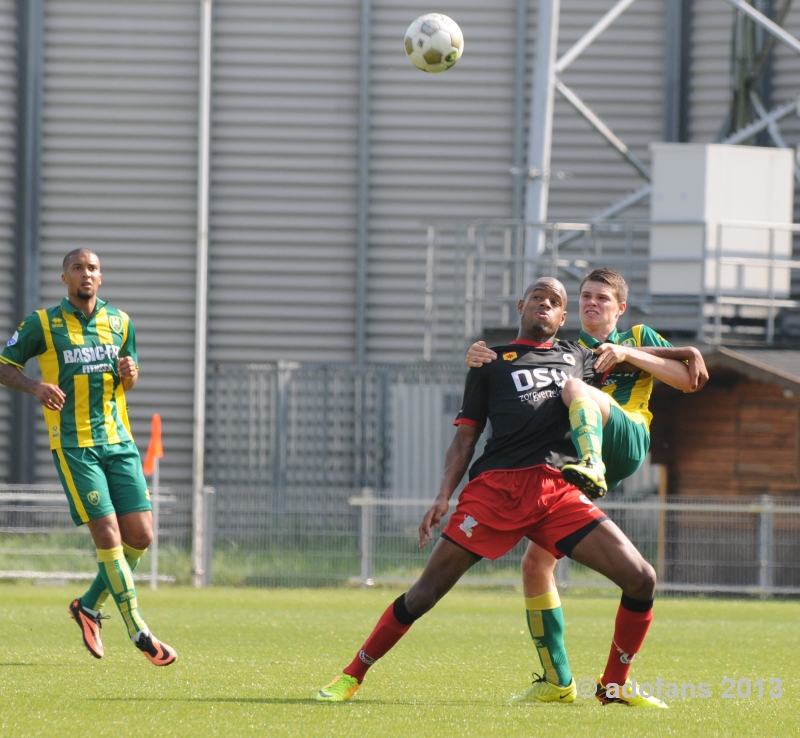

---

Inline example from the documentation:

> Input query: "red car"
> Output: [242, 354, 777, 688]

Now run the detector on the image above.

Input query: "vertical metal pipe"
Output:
[355, 0, 371, 370]
[11, 0, 44, 484]
[663, 0, 691, 142]
[192, 0, 212, 587]
[359, 488, 374, 584]
[525, 0, 560, 276]
[510, 0, 529, 222]
[150, 456, 160, 591]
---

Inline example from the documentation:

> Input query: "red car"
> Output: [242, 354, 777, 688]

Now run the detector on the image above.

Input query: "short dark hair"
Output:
[62, 248, 98, 271]
[580, 268, 628, 304]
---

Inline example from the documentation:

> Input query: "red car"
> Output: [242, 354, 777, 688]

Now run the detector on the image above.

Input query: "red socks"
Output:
[343, 598, 414, 682]
[601, 595, 654, 686]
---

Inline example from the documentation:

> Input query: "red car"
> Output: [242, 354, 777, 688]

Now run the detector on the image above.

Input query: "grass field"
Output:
[1, 583, 798, 737]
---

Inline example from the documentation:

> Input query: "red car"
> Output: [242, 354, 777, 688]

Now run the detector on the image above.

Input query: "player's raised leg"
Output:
[509, 542, 575, 703]
[567, 519, 666, 708]
[317, 537, 480, 701]
[559, 378, 611, 499]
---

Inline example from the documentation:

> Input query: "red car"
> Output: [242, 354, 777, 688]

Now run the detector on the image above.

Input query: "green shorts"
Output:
[52, 441, 151, 526]
[602, 403, 651, 491]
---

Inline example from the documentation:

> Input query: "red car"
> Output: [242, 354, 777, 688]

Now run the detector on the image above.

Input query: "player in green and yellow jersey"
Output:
[0, 249, 177, 666]
[466, 267, 707, 706]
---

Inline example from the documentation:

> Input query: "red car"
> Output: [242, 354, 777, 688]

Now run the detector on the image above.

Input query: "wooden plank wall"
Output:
[650, 374, 800, 497]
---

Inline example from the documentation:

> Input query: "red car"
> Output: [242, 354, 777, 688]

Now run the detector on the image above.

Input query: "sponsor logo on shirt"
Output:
[563, 354, 575, 365]
[50, 317, 64, 328]
[502, 351, 518, 362]
[63, 345, 120, 365]
[6, 331, 18, 347]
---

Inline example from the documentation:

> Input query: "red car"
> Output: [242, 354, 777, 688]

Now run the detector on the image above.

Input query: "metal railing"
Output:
[0, 485, 183, 583]
[350, 492, 800, 597]
[422, 218, 800, 359]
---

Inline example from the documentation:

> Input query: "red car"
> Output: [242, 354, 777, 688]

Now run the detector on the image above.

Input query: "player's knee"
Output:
[403, 581, 440, 618]
[561, 377, 588, 403]
[625, 561, 656, 601]
[128, 528, 154, 550]
[521, 550, 555, 591]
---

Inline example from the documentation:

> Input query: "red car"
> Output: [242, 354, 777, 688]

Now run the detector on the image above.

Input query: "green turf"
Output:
[1, 583, 798, 737]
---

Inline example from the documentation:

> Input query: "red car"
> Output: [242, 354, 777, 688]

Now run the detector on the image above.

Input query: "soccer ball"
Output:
[404, 14, 464, 73]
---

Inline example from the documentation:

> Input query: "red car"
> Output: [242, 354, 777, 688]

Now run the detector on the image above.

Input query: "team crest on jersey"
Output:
[50, 317, 64, 329]
[109, 315, 123, 333]
[87, 490, 100, 505]
[459, 515, 478, 538]
[6, 330, 18, 347]
[502, 351, 517, 362]
[622, 339, 636, 347]
[563, 354, 576, 366]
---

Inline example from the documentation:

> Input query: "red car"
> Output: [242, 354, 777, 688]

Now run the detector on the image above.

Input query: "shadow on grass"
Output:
[0, 663, 37, 667]
[88, 697, 496, 707]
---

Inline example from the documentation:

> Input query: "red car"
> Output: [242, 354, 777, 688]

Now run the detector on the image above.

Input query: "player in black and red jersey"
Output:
[316, 277, 666, 707]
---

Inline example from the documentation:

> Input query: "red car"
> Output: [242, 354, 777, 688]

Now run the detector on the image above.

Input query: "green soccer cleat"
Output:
[509, 674, 576, 704]
[561, 459, 607, 500]
[595, 678, 668, 708]
[317, 673, 361, 702]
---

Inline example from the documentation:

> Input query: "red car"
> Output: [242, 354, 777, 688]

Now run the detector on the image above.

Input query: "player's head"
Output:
[579, 268, 627, 332]
[61, 249, 102, 301]
[517, 277, 568, 340]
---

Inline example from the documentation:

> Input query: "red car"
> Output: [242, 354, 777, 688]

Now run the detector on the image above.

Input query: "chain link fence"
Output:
[3, 363, 800, 596]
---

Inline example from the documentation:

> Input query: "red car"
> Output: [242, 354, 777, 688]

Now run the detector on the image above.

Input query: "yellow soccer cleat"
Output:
[316, 673, 360, 702]
[561, 459, 607, 500]
[595, 678, 668, 708]
[509, 674, 576, 704]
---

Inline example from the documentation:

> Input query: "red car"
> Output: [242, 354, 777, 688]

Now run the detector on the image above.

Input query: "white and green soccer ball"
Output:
[404, 13, 464, 73]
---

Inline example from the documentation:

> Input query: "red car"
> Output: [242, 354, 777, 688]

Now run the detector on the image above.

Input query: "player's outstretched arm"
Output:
[593, 344, 696, 392]
[0, 363, 66, 410]
[419, 424, 482, 548]
[465, 341, 496, 368]
[633, 345, 708, 392]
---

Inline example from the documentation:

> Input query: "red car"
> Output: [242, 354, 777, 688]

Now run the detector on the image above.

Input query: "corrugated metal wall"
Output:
[368, 1, 519, 362]
[208, 0, 361, 363]
[548, 0, 665, 219]
[0, 1, 14, 481]
[2, 0, 798, 486]
[36, 1, 200, 487]
[688, 0, 733, 143]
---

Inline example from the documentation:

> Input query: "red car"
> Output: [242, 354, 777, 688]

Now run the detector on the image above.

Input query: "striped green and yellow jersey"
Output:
[578, 324, 672, 431]
[1, 298, 138, 450]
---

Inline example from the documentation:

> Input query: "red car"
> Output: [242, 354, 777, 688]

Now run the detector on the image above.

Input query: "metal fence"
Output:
[348, 493, 800, 596]
[421, 219, 800, 360]
[5, 482, 800, 597]
[3, 362, 800, 596]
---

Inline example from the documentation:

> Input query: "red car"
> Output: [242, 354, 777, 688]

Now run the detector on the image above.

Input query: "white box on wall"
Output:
[649, 143, 794, 296]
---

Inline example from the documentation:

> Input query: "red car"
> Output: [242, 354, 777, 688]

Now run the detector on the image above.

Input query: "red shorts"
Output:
[442, 465, 607, 561]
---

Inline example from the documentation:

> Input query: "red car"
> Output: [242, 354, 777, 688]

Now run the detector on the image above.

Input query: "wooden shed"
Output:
[649, 348, 800, 498]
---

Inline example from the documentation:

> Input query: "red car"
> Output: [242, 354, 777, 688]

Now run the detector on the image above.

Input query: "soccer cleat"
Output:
[508, 674, 576, 704]
[316, 673, 361, 702]
[69, 598, 107, 659]
[134, 632, 178, 666]
[595, 678, 668, 708]
[561, 459, 607, 500]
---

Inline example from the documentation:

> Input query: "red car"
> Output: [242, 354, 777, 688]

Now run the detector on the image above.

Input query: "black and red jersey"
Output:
[455, 339, 601, 479]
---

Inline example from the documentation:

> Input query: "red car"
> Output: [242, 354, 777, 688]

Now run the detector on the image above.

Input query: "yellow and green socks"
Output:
[569, 397, 604, 469]
[525, 589, 572, 687]
[95, 545, 148, 639]
[81, 542, 147, 614]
